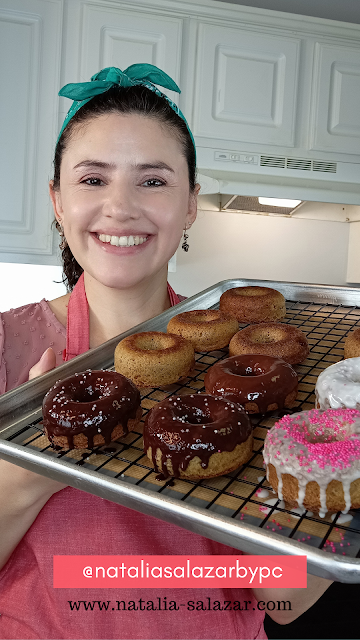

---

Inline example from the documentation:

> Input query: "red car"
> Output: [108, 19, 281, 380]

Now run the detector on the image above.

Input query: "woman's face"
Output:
[50, 112, 198, 290]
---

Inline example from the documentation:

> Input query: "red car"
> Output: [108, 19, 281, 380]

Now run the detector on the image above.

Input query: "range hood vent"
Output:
[260, 155, 285, 168]
[260, 155, 337, 174]
[222, 195, 304, 216]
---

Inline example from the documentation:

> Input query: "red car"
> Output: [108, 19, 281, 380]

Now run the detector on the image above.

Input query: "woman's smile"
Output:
[92, 231, 151, 254]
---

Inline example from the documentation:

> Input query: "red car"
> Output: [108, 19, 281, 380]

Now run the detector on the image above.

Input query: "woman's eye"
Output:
[82, 177, 104, 186]
[142, 179, 165, 187]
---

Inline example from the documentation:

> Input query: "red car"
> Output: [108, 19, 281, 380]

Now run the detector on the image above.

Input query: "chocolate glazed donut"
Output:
[43, 370, 142, 449]
[204, 354, 298, 414]
[143, 394, 253, 480]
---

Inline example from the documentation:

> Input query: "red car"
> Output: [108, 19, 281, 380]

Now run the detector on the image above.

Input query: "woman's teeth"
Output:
[98, 234, 148, 247]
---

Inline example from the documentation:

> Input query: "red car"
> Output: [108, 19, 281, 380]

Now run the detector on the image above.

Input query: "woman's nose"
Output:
[103, 184, 140, 220]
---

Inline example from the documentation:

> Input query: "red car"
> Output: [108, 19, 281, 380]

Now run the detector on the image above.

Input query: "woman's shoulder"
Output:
[0, 299, 67, 393]
[1, 298, 67, 332]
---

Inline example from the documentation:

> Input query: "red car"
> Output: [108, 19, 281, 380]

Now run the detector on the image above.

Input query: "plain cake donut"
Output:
[143, 393, 253, 479]
[42, 369, 142, 449]
[219, 286, 286, 323]
[344, 328, 360, 359]
[204, 354, 298, 414]
[114, 331, 195, 388]
[229, 322, 309, 365]
[263, 408, 360, 516]
[167, 309, 238, 351]
[315, 357, 360, 410]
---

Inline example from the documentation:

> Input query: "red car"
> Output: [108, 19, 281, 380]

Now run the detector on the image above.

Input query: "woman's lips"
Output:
[91, 232, 151, 253]
[97, 233, 149, 247]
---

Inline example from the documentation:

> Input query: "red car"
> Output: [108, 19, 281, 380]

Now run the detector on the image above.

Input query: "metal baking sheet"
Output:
[1, 278, 360, 583]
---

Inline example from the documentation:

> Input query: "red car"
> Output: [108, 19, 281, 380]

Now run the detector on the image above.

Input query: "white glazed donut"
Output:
[263, 408, 360, 516]
[315, 358, 360, 410]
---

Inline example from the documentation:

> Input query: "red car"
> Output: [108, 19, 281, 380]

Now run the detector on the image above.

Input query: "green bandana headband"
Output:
[57, 64, 196, 158]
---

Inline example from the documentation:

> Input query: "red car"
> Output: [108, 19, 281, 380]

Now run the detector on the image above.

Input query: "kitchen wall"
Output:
[168, 210, 350, 297]
[0, 263, 65, 312]
[0, 210, 351, 311]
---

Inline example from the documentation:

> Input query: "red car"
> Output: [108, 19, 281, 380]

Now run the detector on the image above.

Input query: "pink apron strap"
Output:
[63, 273, 89, 362]
[63, 275, 181, 361]
[167, 281, 181, 306]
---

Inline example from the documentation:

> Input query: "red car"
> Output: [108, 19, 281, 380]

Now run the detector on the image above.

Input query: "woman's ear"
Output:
[49, 180, 63, 225]
[186, 182, 200, 227]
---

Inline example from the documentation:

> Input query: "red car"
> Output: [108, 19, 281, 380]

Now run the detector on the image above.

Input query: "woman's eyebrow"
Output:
[135, 162, 175, 173]
[73, 160, 175, 173]
[73, 160, 116, 170]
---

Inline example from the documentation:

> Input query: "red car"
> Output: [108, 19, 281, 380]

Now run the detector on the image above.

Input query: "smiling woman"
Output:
[47, 78, 198, 349]
[0, 66, 331, 640]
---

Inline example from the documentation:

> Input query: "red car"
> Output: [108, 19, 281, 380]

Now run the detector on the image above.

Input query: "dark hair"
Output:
[53, 85, 196, 290]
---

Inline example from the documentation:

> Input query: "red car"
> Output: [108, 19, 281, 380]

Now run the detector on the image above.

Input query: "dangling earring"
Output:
[57, 221, 67, 250]
[182, 226, 189, 252]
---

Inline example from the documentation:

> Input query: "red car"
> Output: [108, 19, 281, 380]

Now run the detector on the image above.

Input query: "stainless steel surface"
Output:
[1, 278, 360, 582]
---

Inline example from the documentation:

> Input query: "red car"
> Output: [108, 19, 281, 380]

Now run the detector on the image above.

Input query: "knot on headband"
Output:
[57, 64, 195, 157]
[59, 64, 181, 101]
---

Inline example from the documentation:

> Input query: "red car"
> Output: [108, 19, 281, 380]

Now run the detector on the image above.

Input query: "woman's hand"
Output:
[28, 347, 57, 380]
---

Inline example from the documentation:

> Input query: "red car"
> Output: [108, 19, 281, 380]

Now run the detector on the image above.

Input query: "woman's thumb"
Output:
[29, 347, 57, 380]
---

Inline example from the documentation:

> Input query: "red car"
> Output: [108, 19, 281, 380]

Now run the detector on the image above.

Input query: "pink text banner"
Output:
[53, 555, 307, 588]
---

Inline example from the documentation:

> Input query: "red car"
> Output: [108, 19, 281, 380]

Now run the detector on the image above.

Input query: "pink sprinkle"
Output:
[271, 409, 360, 470]
[343, 552, 346, 555]
[340, 543, 343, 547]
[272, 528, 275, 531]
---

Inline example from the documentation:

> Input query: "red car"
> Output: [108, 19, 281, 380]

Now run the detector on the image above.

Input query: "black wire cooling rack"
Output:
[1, 280, 360, 580]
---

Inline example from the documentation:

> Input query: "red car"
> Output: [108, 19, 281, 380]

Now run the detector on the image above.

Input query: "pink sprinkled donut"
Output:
[263, 408, 360, 516]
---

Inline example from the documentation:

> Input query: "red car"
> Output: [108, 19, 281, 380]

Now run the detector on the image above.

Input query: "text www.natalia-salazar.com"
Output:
[67, 598, 292, 613]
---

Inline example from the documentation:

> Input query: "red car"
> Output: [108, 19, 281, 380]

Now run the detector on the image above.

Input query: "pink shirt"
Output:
[0, 282, 266, 640]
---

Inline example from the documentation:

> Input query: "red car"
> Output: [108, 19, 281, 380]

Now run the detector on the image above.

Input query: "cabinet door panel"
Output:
[194, 23, 300, 147]
[310, 43, 360, 155]
[79, 3, 182, 101]
[0, 0, 62, 261]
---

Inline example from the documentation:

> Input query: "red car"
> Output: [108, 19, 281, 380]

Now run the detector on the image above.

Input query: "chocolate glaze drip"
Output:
[42, 370, 141, 449]
[143, 394, 251, 479]
[204, 354, 298, 414]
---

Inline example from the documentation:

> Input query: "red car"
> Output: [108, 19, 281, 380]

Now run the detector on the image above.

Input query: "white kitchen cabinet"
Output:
[310, 42, 360, 155]
[64, 1, 183, 101]
[193, 21, 301, 148]
[0, 0, 63, 264]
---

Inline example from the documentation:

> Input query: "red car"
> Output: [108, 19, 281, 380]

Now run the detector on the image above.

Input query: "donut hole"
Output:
[179, 405, 212, 424]
[69, 384, 104, 403]
[234, 287, 268, 297]
[249, 328, 283, 344]
[304, 420, 352, 444]
[135, 335, 173, 350]
[228, 362, 265, 377]
[188, 312, 218, 323]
